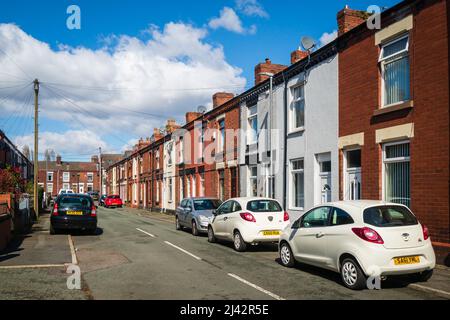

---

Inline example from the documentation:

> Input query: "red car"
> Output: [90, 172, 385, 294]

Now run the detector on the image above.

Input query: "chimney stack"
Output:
[186, 112, 202, 123]
[212, 92, 234, 108]
[254, 58, 287, 85]
[56, 155, 62, 165]
[337, 5, 368, 36]
[153, 128, 163, 141]
[290, 49, 309, 64]
[166, 119, 181, 133]
[91, 155, 98, 163]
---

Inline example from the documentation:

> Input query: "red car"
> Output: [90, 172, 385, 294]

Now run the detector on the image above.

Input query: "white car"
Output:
[278, 201, 436, 290]
[58, 189, 74, 195]
[207, 197, 290, 251]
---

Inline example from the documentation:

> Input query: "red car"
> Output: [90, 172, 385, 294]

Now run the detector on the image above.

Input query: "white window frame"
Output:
[248, 165, 258, 197]
[63, 172, 70, 183]
[265, 164, 275, 199]
[47, 183, 53, 194]
[289, 84, 305, 133]
[63, 183, 70, 190]
[155, 151, 160, 170]
[247, 105, 258, 145]
[87, 183, 94, 192]
[168, 178, 173, 202]
[199, 172, 205, 197]
[218, 119, 225, 153]
[379, 34, 410, 108]
[180, 177, 184, 200]
[87, 172, 94, 183]
[47, 171, 54, 182]
[381, 140, 410, 205]
[290, 158, 305, 210]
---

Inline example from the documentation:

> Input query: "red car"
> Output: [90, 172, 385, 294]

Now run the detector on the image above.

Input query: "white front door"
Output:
[346, 168, 361, 200]
[320, 173, 332, 204]
[78, 183, 84, 194]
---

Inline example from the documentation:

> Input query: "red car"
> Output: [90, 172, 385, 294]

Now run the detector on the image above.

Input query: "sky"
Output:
[0, 0, 399, 161]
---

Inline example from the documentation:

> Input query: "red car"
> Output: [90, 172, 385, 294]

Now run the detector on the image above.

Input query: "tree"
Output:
[0, 166, 25, 195]
[22, 145, 31, 160]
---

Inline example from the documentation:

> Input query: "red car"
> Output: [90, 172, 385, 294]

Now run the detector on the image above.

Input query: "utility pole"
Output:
[99, 147, 102, 197]
[33, 79, 39, 219]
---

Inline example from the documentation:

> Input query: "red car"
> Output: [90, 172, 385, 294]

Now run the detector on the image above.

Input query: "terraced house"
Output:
[106, 0, 449, 259]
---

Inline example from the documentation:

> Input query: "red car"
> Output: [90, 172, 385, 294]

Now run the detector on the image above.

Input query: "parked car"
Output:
[278, 200, 436, 290]
[99, 194, 107, 206]
[58, 188, 74, 195]
[104, 195, 123, 208]
[175, 197, 222, 236]
[207, 197, 290, 251]
[50, 194, 97, 234]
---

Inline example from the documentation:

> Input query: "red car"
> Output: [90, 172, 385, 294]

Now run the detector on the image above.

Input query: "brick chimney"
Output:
[254, 58, 287, 85]
[291, 49, 309, 64]
[166, 119, 181, 133]
[153, 128, 163, 141]
[186, 112, 202, 123]
[91, 155, 98, 163]
[337, 5, 368, 36]
[213, 92, 234, 108]
[56, 155, 62, 165]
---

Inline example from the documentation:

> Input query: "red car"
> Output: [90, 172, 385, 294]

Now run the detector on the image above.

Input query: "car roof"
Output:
[186, 197, 220, 200]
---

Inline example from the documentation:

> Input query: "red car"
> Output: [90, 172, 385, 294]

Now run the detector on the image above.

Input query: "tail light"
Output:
[52, 203, 59, 216]
[422, 224, 429, 240]
[284, 211, 289, 221]
[90, 205, 97, 217]
[240, 212, 256, 222]
[352, 227, 384, 244]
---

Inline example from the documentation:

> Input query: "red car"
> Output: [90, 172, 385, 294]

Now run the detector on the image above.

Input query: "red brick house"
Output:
[337, 0, 449, 260]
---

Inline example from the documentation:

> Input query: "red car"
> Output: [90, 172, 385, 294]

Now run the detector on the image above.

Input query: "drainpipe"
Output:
[282, 71, 288, 210]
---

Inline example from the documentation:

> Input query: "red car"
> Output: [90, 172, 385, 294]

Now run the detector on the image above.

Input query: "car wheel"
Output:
[175, 216, 182, 230]
[233, 231, 247, 252]
[207, 226, 216, 243]
[279, 242, 295, 267]
[413, 269, 434, 282]
[192, 220, 199, 236]
[340, 258, 367, 290]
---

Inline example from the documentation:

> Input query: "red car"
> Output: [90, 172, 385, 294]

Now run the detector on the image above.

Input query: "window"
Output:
[265, 165, 275, 199]
[247, 105, 258, 144]
[231, 201, 242, 212]
[186, 176, 191, 197]
[180, 177, 184, 200]
[364, 205, 417, 227]
[199, 173, 205, 197]
[320, 161, 331, 173]
[193, 199, 222, 210]
[87, 183, 94, 192]
[291, 159, 304, 209]
[218, 170, 225, 201]
[192, 175, 196, 197]
[47, 172, 53, 182]
[168, 178, 173, 202]
[156, 181, 160, 202]
[383, 142, 410, 207]
[291, 85, 305, 130]
[247, 200, 282, 212]
[301, 207, 330, 228]
[63, 183, 70, 190]
[155, 151, 160, 170]
[217, 201, 233, 215]
[218, 119, 225, 152]
[63, 172, 70, 183]
[230, 168, 237, 198]
[167, 142, 173, 166]
[87, 172, 94, 183]
[347, 149, 361, 168]
[379, 35, 410, 107]
[345, 149, 362, 201]
[47, 183, 53, 194]
[248, 166, 257, 197]
[330, 207, 354, 226]
[179, 137, 184, 164]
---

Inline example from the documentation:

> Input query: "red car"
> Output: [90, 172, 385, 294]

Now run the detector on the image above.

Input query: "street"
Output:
[1, 206, 448, 300]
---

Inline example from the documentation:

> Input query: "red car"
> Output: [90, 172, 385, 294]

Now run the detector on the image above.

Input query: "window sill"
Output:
[374, 100, 413, 116]
[288, 127, 305, 135]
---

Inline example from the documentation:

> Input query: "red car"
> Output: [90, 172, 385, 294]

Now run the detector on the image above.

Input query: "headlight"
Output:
[199, 215, 210, 223]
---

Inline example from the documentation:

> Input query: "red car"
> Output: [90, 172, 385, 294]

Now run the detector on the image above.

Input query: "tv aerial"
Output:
[197, 105, 207, 114]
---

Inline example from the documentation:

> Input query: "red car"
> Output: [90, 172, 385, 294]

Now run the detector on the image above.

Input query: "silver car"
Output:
[175, 197, 222, 236]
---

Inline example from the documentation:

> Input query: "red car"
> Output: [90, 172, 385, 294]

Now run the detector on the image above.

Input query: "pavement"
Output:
[0, 206, 449, 300]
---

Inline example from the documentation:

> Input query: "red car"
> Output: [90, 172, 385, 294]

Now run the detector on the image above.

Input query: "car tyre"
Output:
[233, 231, 247, 252]
[207, 226, 216, 243]
[340, 258, 367, 290]
[192, 220, 199, 236]
[279, 242, 295, 267]
[413, 269, 433, 282]
[175, 216, 182, 230]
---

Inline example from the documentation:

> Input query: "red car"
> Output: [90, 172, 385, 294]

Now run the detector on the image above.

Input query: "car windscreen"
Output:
[108, 195, 120, 199]
[193, 199, 221, 210]
[58, 197, 92, 208]
[246, 200, 282, 212]
[363, 206, 418, 227]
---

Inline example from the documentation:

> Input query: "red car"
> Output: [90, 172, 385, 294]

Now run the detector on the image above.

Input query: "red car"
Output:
[104, 195, 123, 208]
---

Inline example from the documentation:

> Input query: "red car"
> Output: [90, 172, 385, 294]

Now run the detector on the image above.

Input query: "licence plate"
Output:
[394, 256, 420, 265]
[262, 230, 280, 236]
[67, 211, 83, 216]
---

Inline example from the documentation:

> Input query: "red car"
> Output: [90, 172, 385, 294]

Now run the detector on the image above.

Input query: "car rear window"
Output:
[108, 195, 120, 199]
[246, 200, 282, 212]
[59, 197, 92, 208]
[193, 199, 222, 210]
[363, 206, 418, 227]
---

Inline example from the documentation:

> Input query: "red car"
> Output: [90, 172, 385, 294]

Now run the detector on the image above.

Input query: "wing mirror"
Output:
[212, 210, 217, 216]
[186, 207, 192, 213]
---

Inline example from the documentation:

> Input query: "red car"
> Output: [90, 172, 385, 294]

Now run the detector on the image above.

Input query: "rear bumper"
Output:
[240, 222, 290, 243]
[51, 216, 97, 230]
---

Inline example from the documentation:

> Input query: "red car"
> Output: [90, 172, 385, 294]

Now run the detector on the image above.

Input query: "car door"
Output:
[213, 201, 233, 238]
[178, 199, 187, 226]
[290, 206, 331, 267]
[185, 200, 194, 226]
[223, 200, 242, 239]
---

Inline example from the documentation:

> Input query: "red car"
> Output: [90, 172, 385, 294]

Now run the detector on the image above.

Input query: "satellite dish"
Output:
[197, 105, 207, 114]
[301, 36, 316, 51]
[159, 126, 166, 134]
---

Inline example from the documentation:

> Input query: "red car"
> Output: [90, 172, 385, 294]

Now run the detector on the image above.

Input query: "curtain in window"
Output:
[293, 171, 304, 208]
[385, 143, 410, 208]
[384, 56, 410, 105]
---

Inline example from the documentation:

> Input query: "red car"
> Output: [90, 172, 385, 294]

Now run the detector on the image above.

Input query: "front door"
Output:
[78, 183, 84, 194]
[320, 173, 331, 204]
[346, 169, 361, 200]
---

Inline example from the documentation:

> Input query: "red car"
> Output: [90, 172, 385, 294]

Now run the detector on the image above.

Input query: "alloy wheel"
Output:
[280, 245, 291, 265]
[342, 261, 358, 286]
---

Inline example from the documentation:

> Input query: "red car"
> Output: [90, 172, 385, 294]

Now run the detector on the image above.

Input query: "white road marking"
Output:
[227, 273, 285, 300]
[68, 235, 78, 265]
[136, 228, 156, 238]
[409, 283, 450, 299]
[164, 241, 202, 261]
[0, 264, 65, 269]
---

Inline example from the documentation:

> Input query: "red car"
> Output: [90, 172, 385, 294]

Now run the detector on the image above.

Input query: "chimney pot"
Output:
[212, 92, 234, 108]
[254, 59, 287, 85]
[290, 49, 309, 64]
[337, 6, 368, 36]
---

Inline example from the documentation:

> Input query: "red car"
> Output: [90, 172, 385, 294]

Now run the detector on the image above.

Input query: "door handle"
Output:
[316, 232, 324, 238]
[223, 217, 228, 221]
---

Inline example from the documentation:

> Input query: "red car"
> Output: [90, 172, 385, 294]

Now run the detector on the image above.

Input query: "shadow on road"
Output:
[56, 227, 104, 237]
[0, 235, 28, 263]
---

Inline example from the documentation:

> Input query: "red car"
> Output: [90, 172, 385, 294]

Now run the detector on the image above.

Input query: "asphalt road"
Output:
[69, 206, 444, 300]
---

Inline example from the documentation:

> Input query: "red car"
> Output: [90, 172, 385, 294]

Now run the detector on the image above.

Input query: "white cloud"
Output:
[235, 0, 269, 18]
[319, 30, 338, 47]
[14, 130, 109, 158]
[208, 7, 256, 35]
[0, 23, 247, 156]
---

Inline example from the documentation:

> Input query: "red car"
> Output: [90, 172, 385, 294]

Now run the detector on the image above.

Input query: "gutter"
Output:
[282, 70, 288, 210]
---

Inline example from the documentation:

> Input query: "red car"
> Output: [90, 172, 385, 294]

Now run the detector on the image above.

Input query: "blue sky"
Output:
[0, 0, 399, 160]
